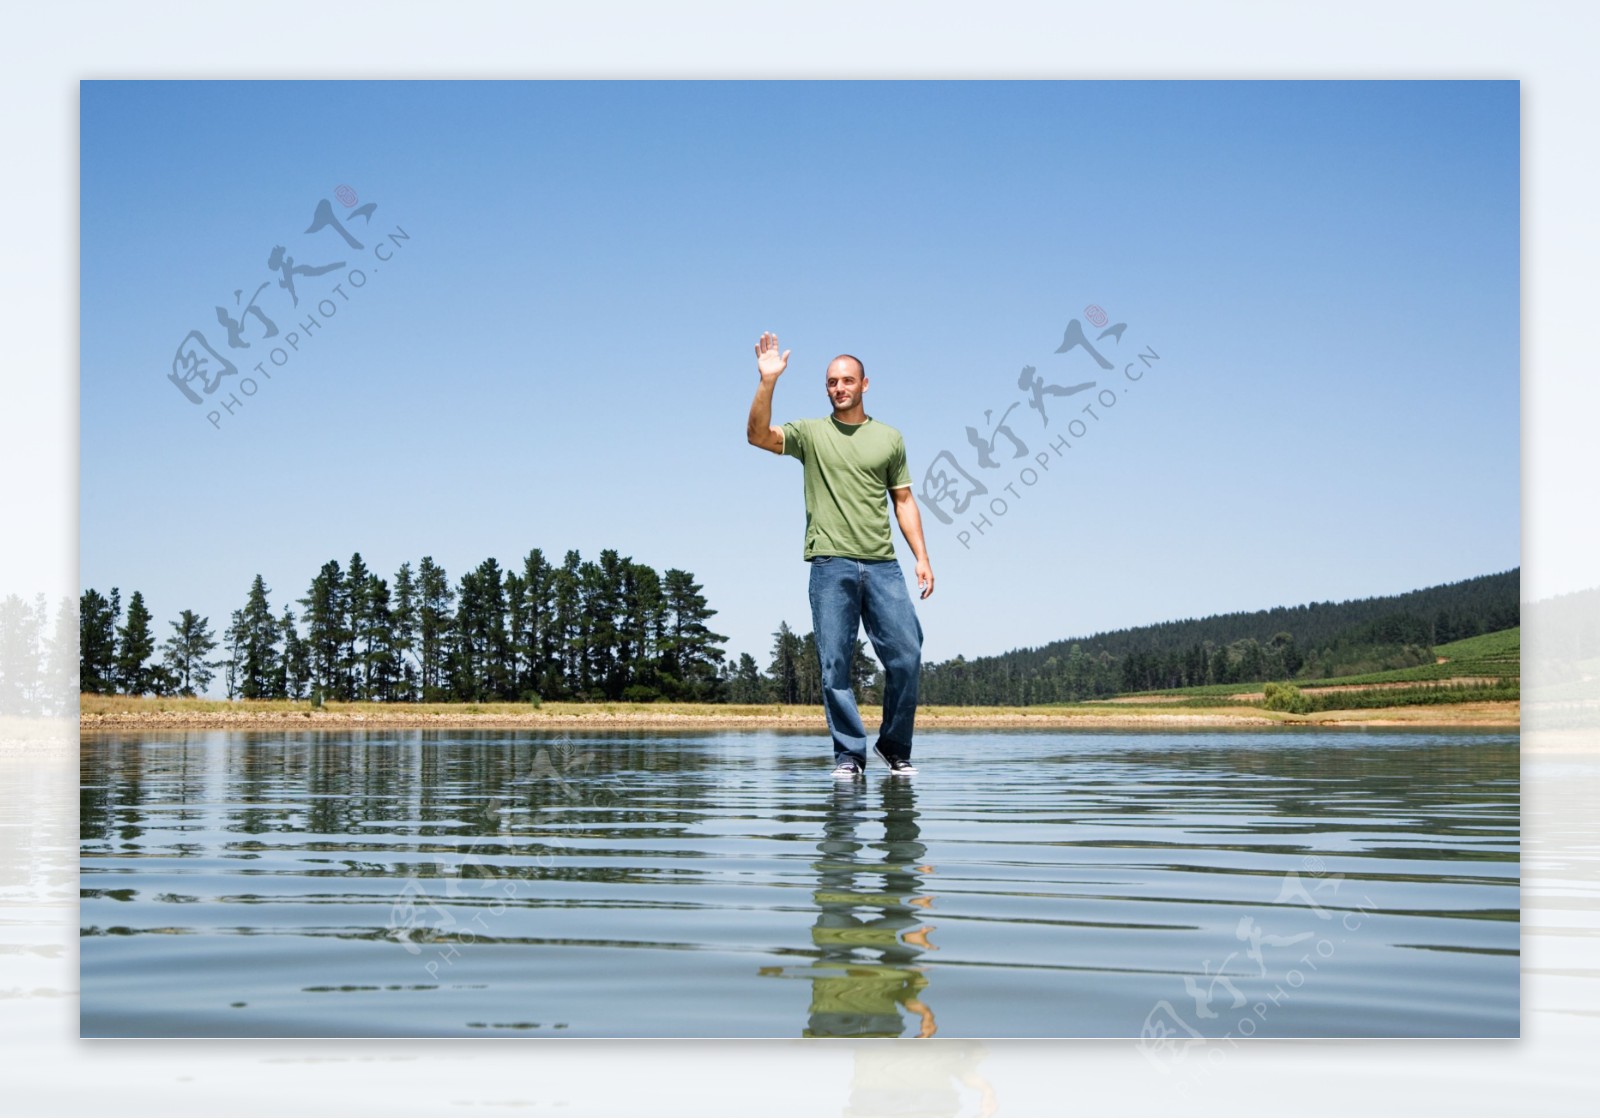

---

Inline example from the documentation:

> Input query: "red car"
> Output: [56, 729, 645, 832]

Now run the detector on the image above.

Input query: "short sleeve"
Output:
[887, 433, 912, 489]
[781, 419, 806, 462]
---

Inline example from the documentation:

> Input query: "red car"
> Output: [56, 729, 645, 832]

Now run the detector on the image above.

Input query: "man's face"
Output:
[825, 361, 866, 412]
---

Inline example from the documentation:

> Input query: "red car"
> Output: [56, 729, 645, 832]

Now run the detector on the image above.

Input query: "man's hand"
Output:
[747, 333, 788, 453]
[755, 331, 790, 379]
[915, 557, 934, 599]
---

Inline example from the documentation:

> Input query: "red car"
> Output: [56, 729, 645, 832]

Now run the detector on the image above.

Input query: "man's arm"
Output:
[747, 331, 790, 455]
[891, 486, 935, 599]
[747, 376, 785, 455]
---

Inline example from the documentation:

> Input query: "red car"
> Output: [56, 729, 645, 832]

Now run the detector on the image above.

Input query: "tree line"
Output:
[0, 593, 77, 716]
[75, 562, 1522, 709]
[78, 547, 882, 707]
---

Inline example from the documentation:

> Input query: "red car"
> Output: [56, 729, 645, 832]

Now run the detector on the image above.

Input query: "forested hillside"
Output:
[920, 569, 1519, 706]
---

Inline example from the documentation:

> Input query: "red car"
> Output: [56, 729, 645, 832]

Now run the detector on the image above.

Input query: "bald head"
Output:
[829, 354, 865, 380]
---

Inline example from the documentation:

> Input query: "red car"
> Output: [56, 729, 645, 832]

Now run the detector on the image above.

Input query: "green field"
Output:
[1107, 681, 1520, 710]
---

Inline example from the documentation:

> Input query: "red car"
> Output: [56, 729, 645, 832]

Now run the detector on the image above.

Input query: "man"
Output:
[746, 331, 934, 780]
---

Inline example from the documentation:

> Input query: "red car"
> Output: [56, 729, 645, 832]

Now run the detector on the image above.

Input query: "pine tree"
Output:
[364, 574, 399, 701]
[447, 558, 513, 702]
[447, 566, 480, 701]
[161, 609, 219, 697]
[44, 594, 77, 713]
[663, 568, 728, 702]
[416, 556, 454, 701]
[114, 590, 157, 696]
[238, 575, 282, 699]
[768, 621, 801, 704]
[504, 569, 528, 698]
[850, 638, 876, 703]
[223, 609, 245, 699]
[79, 587, 119, 695]
[519, 548, 558, 701]
[0, 594, 43, 714]
[730, 652, 765, 704]
[344, 552, 372, 699]
[620, 559, 666, 701]
[864, 665, 886, 706]
[797, 630, 820, 706]
[586, 551, 626, 700]
[573, 557, 605, 700]
[554, 550, 584, 698]
[478, 559, 512, 700]
[391, 561, 419, 702]
[298, 560, 349, 701]
[148, 660, 182, 697]
[280, 607, 310, 700]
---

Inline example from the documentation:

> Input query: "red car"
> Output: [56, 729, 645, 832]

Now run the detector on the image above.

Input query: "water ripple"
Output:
[79, 727, 1518, 1037]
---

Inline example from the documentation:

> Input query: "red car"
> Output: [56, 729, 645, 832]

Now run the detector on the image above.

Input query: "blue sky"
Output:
[80, 80, 1519, 682]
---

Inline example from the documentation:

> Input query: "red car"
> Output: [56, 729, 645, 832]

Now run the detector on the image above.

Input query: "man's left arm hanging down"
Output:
[891, 486, 934, 599]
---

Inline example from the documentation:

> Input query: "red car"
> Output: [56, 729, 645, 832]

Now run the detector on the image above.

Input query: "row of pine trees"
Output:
[0, 593, 77, 716]
[78, 548, 882, 706]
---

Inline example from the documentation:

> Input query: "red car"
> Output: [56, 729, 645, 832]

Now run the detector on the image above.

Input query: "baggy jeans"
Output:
[807, 556, 924, 763]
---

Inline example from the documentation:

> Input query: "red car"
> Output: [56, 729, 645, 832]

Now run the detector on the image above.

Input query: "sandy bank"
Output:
[75, 699, 1520, 733]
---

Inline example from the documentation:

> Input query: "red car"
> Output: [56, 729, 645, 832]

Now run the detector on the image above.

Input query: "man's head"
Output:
[825, 354, 868, 416]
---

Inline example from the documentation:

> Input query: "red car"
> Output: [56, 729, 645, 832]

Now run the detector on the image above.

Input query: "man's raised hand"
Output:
[755, 332, 790, 379]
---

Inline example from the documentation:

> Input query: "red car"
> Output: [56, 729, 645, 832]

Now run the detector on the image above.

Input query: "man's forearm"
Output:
[747, 376, 778, 441]
[895, 498, 930, 563]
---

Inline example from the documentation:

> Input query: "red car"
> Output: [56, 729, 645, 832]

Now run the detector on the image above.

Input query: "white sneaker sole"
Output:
[875, 749, 917, 775]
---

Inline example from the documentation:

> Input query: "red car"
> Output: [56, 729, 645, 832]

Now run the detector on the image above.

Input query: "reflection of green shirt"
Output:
[805, 963, 928, 1038]
[780, 415, 912, 562]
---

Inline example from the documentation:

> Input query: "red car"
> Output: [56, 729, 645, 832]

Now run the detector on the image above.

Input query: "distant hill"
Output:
[1523, 583, 1600, 665]
[1522, 584, 1600, 707]
[920, 568, 1520, 705]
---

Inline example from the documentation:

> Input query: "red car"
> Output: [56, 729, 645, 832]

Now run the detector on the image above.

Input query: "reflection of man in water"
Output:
[801, 781, 938, 1038]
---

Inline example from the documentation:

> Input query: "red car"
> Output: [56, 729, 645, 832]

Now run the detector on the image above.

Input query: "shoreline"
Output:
[76, 700, 1521, 733]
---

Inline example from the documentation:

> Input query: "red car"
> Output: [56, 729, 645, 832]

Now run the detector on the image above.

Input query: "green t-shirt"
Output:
[781, 414, 912, 561]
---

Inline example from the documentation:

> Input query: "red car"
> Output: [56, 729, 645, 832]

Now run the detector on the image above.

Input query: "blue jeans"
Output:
[807, 556, 924, 763]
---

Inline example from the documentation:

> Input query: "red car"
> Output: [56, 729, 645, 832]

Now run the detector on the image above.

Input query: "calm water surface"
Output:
[79, 728, 1518, 1038]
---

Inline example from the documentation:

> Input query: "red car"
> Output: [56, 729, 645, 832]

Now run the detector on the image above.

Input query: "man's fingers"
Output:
[781, 349, 790, 362]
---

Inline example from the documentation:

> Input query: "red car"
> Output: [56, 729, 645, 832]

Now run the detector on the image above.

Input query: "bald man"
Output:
[746, 332, 934, 779]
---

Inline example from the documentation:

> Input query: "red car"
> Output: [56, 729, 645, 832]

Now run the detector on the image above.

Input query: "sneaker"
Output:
[875, 745, 918, 776]
[831, 755, 865, 780]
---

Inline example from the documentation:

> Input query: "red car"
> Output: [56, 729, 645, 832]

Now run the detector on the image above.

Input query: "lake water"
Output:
[79, 728, 1519, 1039]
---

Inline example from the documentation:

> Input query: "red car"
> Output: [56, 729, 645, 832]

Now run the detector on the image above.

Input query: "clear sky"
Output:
[80, 80, 1519, 682]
